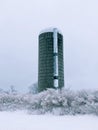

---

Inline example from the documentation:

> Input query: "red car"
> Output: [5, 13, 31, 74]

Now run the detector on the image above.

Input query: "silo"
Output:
[38, 28, 64, 92]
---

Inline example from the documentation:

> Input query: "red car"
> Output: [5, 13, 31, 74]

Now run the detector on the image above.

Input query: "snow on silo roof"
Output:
[39, 27, 62, 35]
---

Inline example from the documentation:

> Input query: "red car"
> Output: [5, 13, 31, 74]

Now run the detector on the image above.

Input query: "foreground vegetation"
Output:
[0, 88, 98, 115]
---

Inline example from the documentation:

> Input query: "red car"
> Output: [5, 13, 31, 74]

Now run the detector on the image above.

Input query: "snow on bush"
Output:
[0, 88, 98, 115]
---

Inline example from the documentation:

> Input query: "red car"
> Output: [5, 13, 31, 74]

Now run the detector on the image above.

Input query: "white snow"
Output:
[39, 27, 62, 35]
[0, 111, 98, 130]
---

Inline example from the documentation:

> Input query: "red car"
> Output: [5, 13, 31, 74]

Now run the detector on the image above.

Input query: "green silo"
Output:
[38, 28, 64, 92]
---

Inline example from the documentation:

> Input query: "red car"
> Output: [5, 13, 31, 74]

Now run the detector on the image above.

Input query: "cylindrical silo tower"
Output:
[38, 28, 64, 92]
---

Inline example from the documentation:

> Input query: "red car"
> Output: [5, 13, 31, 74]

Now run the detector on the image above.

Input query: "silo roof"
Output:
[39, 28, 62, 35]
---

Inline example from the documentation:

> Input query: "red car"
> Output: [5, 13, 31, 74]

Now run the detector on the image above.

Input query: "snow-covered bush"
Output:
[0, 88, 98, 115]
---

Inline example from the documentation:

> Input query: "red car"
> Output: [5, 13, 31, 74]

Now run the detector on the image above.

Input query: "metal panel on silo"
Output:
[38, 28, 64, 92]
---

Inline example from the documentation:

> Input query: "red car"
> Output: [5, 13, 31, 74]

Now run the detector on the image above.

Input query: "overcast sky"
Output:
[0, 0, 98, 92]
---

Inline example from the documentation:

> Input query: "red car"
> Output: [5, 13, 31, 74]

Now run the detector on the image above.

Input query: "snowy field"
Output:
[0, 111, 98, 130]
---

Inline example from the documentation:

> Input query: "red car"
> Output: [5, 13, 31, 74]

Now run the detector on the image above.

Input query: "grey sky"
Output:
[0, 0, 98, 92]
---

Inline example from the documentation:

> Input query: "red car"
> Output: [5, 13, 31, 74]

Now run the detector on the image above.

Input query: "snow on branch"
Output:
[0, 88, 98, 115]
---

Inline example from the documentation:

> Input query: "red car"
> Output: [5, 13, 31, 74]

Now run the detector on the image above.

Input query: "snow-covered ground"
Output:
[0, 111, 98, 130]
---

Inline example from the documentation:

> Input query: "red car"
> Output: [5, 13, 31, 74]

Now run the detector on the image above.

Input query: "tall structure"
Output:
[38, 28, 64, 92]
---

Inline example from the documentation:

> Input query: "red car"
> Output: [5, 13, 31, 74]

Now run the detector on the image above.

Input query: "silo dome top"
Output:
[39, 27, 62, 35]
